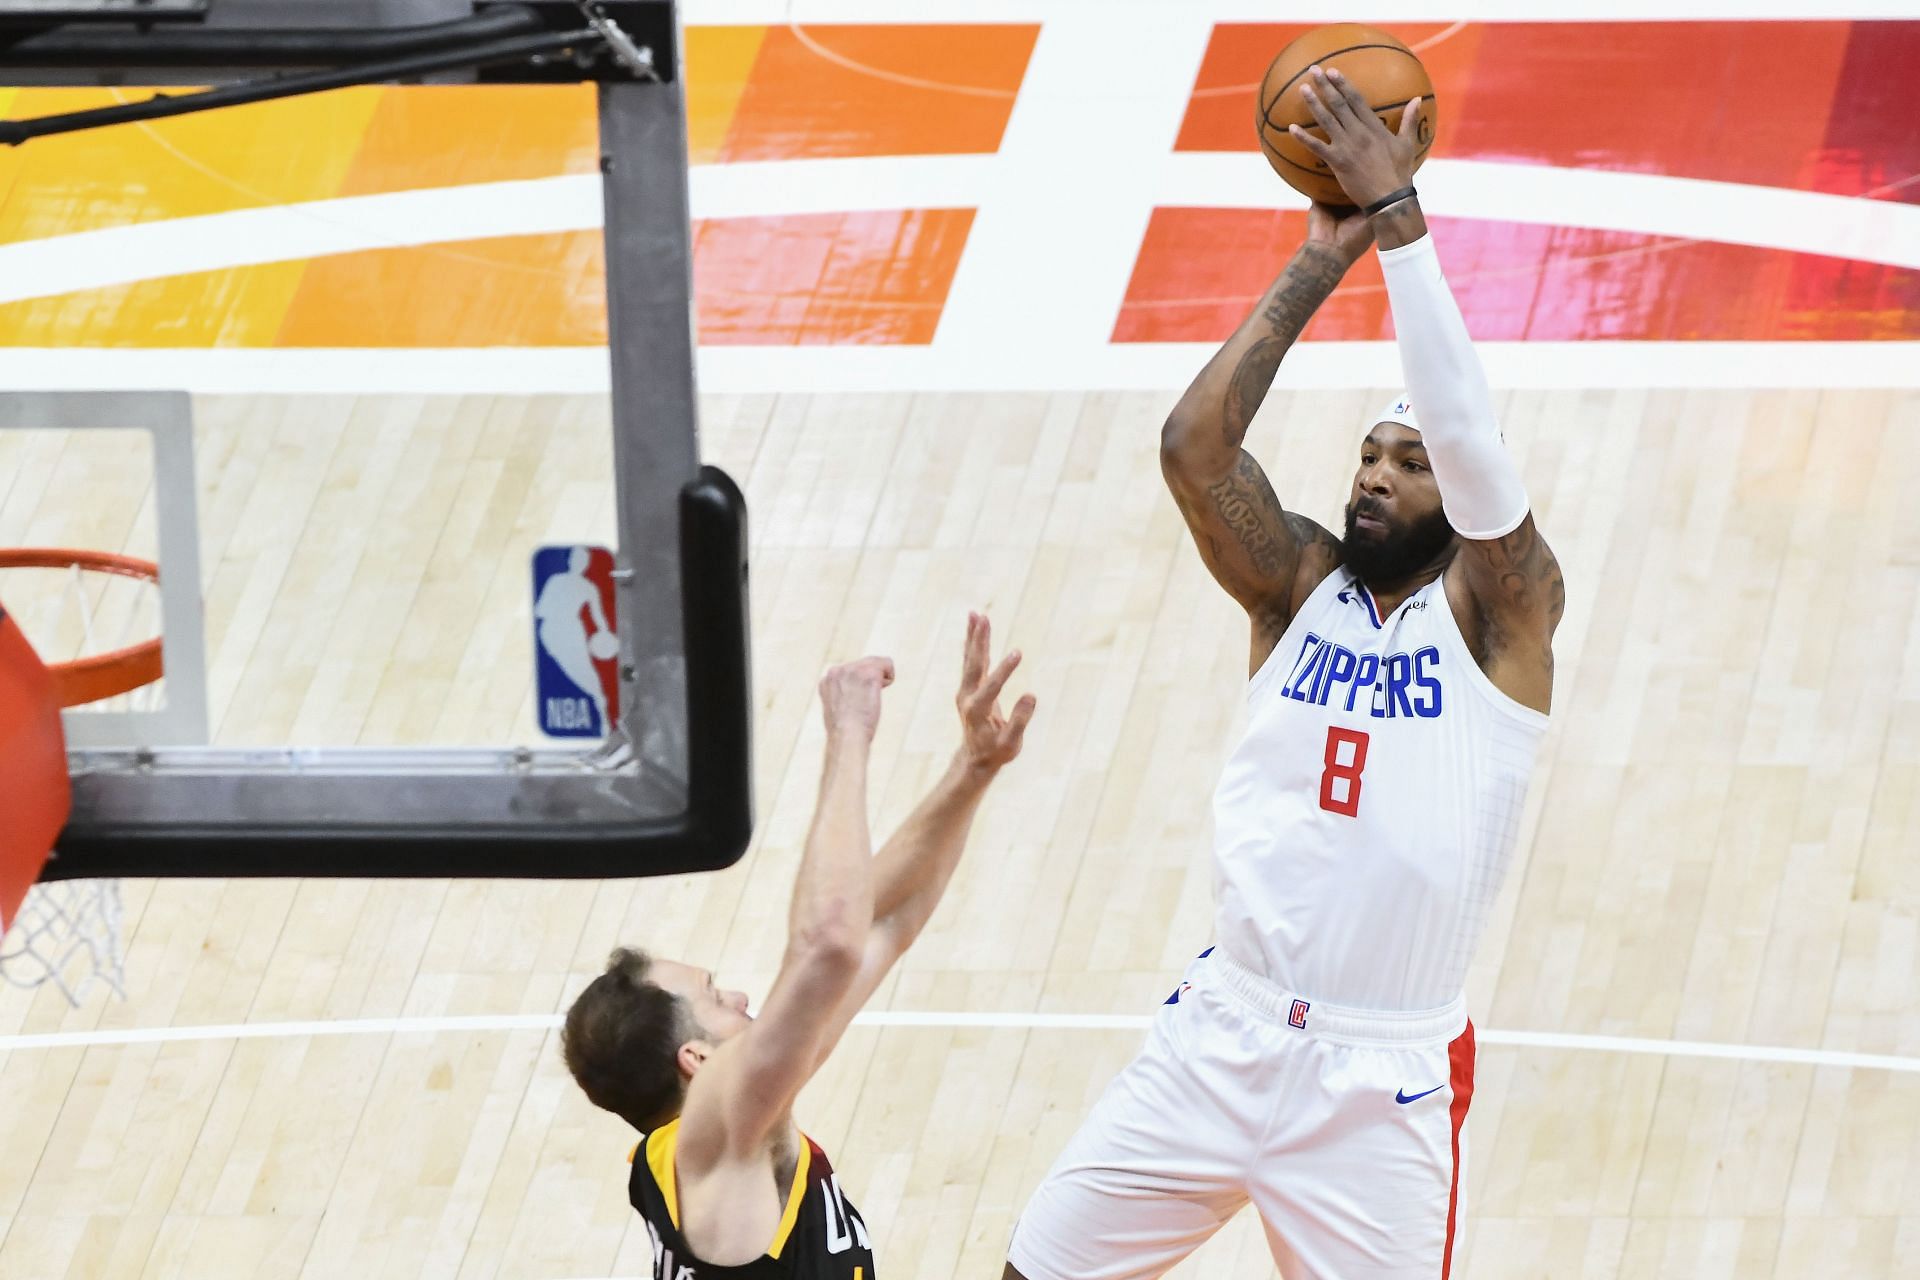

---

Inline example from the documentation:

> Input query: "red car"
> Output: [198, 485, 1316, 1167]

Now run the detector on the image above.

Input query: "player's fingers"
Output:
[959, 611, 986, 693]
[973, 648, 1023, 712]
[1298, 76, 1342, 136]
[1326, 68, 1374, 127]
[1398, 95, 1425, 142]
[1288, 123, 1333, 162]
[1003, 693, 1037, 750]
[1308, 67, 1355, 127]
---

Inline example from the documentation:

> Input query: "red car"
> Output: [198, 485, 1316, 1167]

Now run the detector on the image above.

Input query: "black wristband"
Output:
[1363, 185, 1417, 217]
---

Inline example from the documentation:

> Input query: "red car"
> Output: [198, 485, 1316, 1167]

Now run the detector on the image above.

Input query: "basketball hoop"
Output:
[0, 548, 163, 707]
[0, 547, 159, 1003]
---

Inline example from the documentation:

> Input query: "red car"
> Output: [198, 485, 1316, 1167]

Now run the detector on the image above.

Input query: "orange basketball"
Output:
[1256, 24, 1437, 208]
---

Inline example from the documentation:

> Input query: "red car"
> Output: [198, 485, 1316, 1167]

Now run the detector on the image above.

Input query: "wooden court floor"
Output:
[2, 386, 1918, 1279]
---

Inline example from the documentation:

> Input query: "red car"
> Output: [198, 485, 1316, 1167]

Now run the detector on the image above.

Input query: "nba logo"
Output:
[1288, 999, 1310, 1030]
[531, 546, 620, 738]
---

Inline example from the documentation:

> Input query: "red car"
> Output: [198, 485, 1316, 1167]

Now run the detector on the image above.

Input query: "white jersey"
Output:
[1211, 565, 1548, 1011]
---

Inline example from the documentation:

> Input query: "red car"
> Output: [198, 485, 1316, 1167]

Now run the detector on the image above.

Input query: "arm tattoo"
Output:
[1205, 453, 1292, 580]
[1223, 336, 1286, 448]
[1487, 521, 1559, 617]
[1286, 510, 1343, 567]
[1221, 245, 1348, 448]
[1474, 517, 1565, 667]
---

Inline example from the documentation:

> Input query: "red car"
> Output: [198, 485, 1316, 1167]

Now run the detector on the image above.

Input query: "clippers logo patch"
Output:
[1288, 999, 1310, 1030]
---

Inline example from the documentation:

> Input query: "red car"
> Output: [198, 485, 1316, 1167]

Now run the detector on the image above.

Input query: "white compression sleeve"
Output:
[1377, 234, 1530, 540]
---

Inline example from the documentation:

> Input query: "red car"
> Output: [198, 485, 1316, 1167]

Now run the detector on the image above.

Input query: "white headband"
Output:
[1375, 394, 1420, 433]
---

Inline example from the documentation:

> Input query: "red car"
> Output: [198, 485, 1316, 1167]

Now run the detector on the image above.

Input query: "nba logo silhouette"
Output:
[531, 546, 620, 738]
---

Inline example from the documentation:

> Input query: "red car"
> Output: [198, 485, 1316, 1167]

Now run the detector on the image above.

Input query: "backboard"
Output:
[0, 0, 752, 884]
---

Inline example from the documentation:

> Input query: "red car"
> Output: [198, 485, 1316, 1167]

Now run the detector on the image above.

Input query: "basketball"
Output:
[1255, 24, 1437, 207]
[588, 631, 619, 661]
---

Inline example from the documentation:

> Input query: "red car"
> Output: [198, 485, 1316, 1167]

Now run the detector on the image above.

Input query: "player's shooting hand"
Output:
[956, 612, 1036, 775]
[1290, 66, 1422, 210]
[820, 656, 894, 743]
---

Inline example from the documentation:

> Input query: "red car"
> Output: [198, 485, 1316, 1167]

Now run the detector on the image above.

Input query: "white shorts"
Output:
[1008, 948, 1476, 1280]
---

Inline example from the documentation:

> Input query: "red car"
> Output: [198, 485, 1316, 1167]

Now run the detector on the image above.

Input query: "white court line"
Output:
[687, 0, 1920, 22]
[0, 176, 600, 307]
[0, 160, 997, 307]
[1169, 155, 1920, 272]
[702, 341, 1920, 393]
[1, 157, 1912, 308]
[3, 1011, 1917, 1074]
[8, 155, 1908, 307]
[4, 342, 1919, 394]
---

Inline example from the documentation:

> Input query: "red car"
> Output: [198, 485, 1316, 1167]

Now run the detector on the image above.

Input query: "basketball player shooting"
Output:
[1005, 68, 1564, 1279]
[564, 614, 1034, 1277]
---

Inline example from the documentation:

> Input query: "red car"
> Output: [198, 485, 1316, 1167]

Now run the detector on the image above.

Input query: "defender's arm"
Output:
[809, 614, 1033, 1070]
[676, 661, 888, 1172]
[1160, 219, 1362, 670]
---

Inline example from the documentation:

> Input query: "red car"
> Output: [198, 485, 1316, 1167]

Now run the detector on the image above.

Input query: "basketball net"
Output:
[0, 556, 152, 1004]
[0, 878, 125, 1003]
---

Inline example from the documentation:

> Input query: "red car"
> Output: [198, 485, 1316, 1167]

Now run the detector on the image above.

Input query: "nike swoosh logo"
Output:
[1396, 1085, 1445, 1104]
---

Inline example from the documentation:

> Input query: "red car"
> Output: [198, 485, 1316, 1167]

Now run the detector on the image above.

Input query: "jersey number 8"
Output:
[1318, 727, 1370, 818]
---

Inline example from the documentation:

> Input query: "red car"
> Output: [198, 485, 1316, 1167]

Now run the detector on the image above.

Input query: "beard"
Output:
[1342, 499, 1456, 586]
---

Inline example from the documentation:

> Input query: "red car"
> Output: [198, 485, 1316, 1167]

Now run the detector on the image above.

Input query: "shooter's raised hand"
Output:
[1290, 65, 1424, 210]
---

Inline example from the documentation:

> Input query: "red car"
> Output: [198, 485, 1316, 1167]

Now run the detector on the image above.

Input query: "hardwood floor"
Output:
[2, 387, 1916, 1278]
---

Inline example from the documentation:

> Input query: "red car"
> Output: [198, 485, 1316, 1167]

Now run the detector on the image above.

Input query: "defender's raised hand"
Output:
[1290, 65, 1423, 210]
[956, 612, 1036, 773]
[820, 656, 894, 742]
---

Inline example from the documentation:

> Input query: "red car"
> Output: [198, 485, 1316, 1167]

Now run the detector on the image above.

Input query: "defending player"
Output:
[1005, 68, 1564, 1279]
[565, 614, 1034, 1277]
